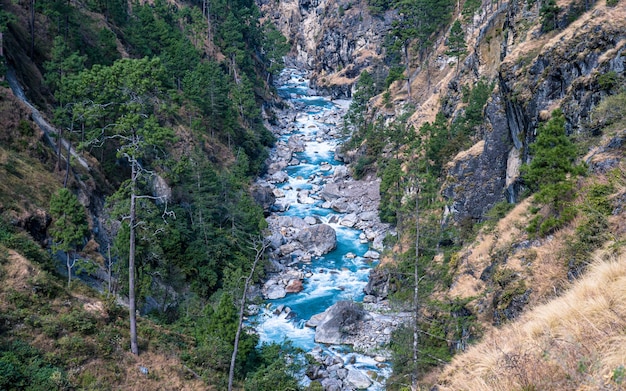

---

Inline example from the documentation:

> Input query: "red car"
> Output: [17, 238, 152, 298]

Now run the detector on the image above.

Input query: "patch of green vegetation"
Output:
[597, 71, 620, 91]
[0, 219, 54, 270]
[563, 182, 613, 278]
[522, 109, 586, 237]
[0, 340, 70, 390]
[588, 91, 626, 135]
[462, 0, 481, 21]
[612, 365, 625, 384]
[540, 0, 560, 33]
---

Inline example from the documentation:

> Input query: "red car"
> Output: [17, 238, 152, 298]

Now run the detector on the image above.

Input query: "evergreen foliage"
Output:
[446, 20, 467, 62]
[49, 188, 89, 287]
[522, 109, 585, 237]
[540, 0, 560, 32]
[0, 340, 69, 390]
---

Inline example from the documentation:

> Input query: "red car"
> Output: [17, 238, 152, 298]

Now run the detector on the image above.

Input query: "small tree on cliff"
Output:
[522, 109, 585, 236]
[49, 188, 89, 288]
[446, 20, 467, 74]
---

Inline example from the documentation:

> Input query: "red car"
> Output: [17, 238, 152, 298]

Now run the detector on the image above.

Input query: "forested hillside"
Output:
[0, 0, 297, 387]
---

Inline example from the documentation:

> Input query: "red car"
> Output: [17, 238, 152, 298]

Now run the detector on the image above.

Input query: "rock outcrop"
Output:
[442, 3, 626, 222]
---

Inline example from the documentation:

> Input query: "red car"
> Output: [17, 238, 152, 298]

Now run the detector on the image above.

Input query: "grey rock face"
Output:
[442, 94, 512, 222]
[250, 183, 276, 215]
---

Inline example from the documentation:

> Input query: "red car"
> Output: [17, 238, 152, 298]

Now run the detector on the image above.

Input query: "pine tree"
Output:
[446, 20, 466, 74]
[49, 188, 89, 288]
[60, 57, 175, 355]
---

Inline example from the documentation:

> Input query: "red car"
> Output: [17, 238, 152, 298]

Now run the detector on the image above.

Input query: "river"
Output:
[253, 69, 391, 390]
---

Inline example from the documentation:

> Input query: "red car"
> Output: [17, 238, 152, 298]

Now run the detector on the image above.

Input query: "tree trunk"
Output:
[228, 238, 268, 391]
[129, 154, 139, 355]
[63, 139, 71, 188]
[412, 185, 420, 390]
[404, 43, 412, 103]
[107, 245, 112, 294]
[30, 0, 35, 59]
[67, 252, 72, 289]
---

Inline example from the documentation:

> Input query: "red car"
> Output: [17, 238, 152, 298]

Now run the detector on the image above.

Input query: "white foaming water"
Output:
[256, 310, 316, 350]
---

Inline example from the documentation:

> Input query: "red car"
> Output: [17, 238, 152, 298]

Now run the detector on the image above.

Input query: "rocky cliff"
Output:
[405, 0, 626, 223]
[257, 0, 394, 97]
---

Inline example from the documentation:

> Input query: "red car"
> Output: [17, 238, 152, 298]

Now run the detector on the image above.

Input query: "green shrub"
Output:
[585, 183, 614, 215]
[385, 66, 405, 88]
[598, 71, 619, 91]
[353, 155, 376, 179]
[60, 309, 98, 335]
[0, 340, 70, 390]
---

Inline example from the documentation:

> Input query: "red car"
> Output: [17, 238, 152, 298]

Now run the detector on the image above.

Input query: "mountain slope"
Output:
[437, 252, 626, 390]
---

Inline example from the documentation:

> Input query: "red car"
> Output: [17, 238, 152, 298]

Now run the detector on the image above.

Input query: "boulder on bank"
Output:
[345, 369, 372, 389]
[295, 224, 337, 256]
[314, 301, 366, 344]
[364, 268, 389, 299]
[285, 279, 304, 293]
[250, 184, 275, 214]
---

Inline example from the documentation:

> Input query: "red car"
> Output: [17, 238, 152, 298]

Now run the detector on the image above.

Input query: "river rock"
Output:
[314, 301, 366, 344]
[304, 216, 317, 225]
[288, 135, 305, 152]
[306, 312, 326, 327]
[285, 279, 304, 293]
[358, 211, 377, 221]
[267, 232, 284, 250]
[330, 198, 357, 213]
[320, 162, 332, 171]
[273, 200, 290, 212]
[319, 182, 343, 200]
[279, 242, 299, 256]
[364, 269, 389, 299]
[298, 190, 316, 204]
[340, 213, 357, 227]
[363, 250, 380, 260]
[296, 224, 337, 256]
[320, 378, 342, 391]
[269, 170, 289, 183]
[345, 369, 372, 389]
[265, 284, 286, 300]
[333, 165, 350, 179]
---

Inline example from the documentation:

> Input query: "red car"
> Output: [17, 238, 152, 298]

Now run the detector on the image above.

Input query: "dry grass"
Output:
[437, 252, 626, 391]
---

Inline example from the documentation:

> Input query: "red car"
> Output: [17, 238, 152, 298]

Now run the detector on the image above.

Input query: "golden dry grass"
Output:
[437, 252, 626, 391]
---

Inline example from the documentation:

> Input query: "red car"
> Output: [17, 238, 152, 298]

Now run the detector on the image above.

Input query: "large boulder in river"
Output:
[296, 224, 336, 256]
[314, 301, 366, 344]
